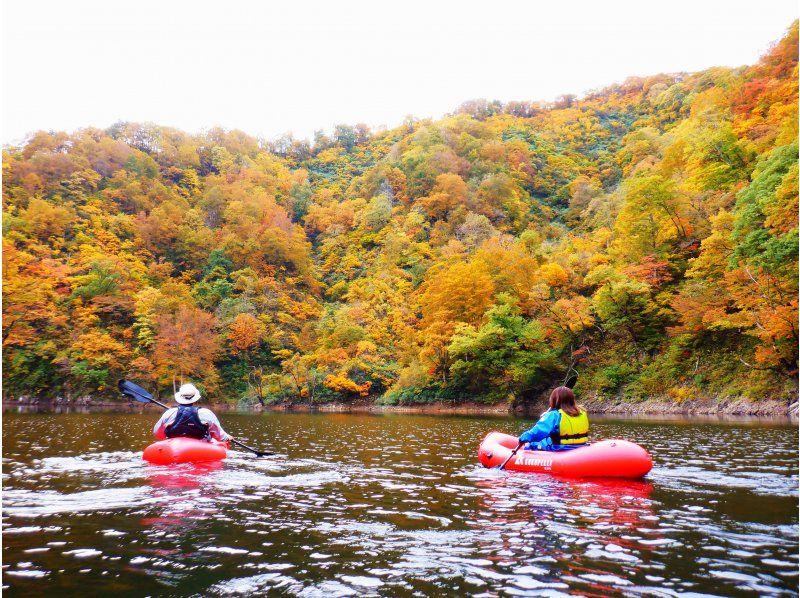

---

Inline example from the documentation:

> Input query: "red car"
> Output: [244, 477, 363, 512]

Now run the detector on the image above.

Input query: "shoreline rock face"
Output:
[3, 397, 795, 421]
[578, 397, 795, 419]
[267, 399, 795, 421]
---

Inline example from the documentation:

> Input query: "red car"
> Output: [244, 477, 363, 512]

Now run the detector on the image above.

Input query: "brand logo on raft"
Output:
[517, 457, 552, 468]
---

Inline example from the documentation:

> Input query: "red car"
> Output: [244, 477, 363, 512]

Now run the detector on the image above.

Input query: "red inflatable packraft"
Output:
[143, 437, 228, 465]
[478, 431, 652, 478]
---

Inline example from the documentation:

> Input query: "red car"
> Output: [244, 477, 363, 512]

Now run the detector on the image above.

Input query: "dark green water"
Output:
[2, 410, 798, 596]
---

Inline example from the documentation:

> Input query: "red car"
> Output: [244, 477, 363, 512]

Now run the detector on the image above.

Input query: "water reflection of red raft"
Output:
[478, 432, 652, 478]
[143, 438, 228, 465]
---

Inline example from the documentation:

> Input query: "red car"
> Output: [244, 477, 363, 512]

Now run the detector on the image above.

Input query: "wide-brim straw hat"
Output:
[175, 383, 201, 405]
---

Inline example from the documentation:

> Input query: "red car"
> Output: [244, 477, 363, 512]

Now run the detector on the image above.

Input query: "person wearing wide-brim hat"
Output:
[152, 383, 233, 442]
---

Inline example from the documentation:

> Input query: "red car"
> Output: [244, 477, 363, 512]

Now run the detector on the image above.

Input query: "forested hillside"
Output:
[3, 23, 797, 407]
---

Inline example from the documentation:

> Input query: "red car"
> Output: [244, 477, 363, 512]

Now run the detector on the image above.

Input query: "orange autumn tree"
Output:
[416, 260, 496, 383]
[153, 306, 222, 395]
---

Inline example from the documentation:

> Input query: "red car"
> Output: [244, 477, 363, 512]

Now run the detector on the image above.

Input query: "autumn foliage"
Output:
[3, 23, 797, 405]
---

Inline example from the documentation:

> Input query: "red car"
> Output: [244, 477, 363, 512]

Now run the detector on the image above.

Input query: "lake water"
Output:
[2, 410, 798, 596]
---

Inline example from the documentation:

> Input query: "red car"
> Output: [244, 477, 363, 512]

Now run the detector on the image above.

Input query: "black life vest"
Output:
[165, 405, 210, 440]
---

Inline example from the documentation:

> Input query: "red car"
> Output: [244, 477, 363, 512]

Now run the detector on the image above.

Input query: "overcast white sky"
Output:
[2, 0, 797, 144]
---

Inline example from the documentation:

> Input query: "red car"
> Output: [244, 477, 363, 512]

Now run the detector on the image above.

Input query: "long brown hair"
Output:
[549, 386, 583, 417]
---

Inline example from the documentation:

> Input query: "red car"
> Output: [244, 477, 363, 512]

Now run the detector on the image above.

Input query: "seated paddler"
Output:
[518, 386, 589, 451]
[153, 383, 233, 443]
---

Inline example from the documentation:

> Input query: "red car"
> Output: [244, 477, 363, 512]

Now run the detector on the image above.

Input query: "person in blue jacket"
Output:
[519, 386, 589, 451]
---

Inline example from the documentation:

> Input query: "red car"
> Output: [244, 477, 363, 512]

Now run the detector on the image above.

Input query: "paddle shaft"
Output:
[497, 441, 524, 470]
[229, 438, 272, 457]
[147, 397, 170, 410]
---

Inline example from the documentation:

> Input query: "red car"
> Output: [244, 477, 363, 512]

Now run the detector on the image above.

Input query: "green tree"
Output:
[448, 297, 550, 401]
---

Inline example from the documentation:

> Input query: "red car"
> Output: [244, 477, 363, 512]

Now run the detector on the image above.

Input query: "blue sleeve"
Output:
[519, 410, 560, 444]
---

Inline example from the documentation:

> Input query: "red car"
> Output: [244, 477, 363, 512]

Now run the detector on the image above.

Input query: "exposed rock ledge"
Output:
[262, 397, 796, 421]
[578, 396, 796, 421]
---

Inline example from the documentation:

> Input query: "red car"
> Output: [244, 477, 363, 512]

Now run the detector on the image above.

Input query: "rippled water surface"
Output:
[2, 410, 798, 596]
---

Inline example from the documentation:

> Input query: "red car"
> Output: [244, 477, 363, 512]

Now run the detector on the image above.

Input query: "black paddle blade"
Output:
[118, 379, 153, 403]
[565, 374, 578, 389]
[229, 438, 274, 457]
